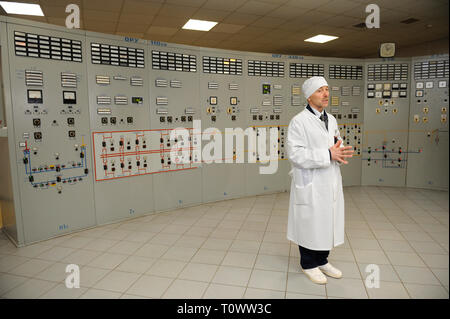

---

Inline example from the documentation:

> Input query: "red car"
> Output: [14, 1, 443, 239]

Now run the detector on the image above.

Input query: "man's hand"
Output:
[329, 140, 354, 164]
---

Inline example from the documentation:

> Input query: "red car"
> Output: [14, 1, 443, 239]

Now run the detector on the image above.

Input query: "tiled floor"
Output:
[0, 186, 448, 299]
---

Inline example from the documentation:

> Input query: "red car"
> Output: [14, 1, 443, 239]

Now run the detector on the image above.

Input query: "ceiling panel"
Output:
[118, 13, 154, 25]
[83, 20, 117, 32]
[191, 8, 231, 21]
[147, 26, 179, 36]
[210, 23, 246, 34]
[316, 0, 361, 14]
[221, 12, 262, 24]
[151, 16, 188, 28]
[0, 0, 446, 58]
[83, 10, 120, 22]
[285, 0, 333, 10]
[121, 0, 162, 15]
[82, 0, 124, 12]
[202, 0, 247, 11]
[115, 22, 150, 33]
[158, 3, 200, 18]
[237, 0, 281, 15]
[250, 16, 285, 28]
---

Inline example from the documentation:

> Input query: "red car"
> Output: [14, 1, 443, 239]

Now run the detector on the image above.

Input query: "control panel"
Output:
[5, 25, 96, 243]
[362, 59, 412, 186]
[407, 55, 449, 189]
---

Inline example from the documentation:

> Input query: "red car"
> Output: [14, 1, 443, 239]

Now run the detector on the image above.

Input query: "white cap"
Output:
[302, 76, 328, 100]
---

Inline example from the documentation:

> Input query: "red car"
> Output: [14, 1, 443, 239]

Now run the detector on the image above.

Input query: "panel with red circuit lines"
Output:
[92, 128, 201, 181]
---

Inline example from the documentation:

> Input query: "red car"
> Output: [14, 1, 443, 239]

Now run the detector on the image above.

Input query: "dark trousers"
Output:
[298, 245, 329, 270]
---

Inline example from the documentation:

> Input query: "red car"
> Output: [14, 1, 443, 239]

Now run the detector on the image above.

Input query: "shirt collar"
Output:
[307, 104, 325, 118]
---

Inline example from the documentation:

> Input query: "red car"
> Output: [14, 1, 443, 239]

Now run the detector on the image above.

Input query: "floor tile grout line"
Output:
[201, 198, 257, 299]
[243, 197, 280, 298]
[380, 187, 447, 286]
[370, 186, 447, 297]
[1, 187, 447, 298]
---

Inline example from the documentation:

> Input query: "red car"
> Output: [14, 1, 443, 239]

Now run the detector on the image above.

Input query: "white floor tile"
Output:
[126, 275, 174, 298]
[178, 263, 218, 282]
[162, 279, 209, 299]
[203, 283, 246, 299]
[430, 268, 449, 286]
[404, 283, 449, 299]
[286, 292, 326, 299]
[8, 258, 54, 277]
[352, 249, 390, 265]
[2, 278, 56, 299]
[146, 259, 187, 278]
[326, 277, 368, 299]
[191, 249, 226, 265]
[79, 288, 121, 299]
[39, 283, 87, 299]
[418, 253, 449, 269]
[0, 273, 28, 296]
[243, 287, 285, 299]
[116, 256, 156, 274]
[161, 246, 198, 262]
[212, 266, 252, 287]
[248, 269, 287, 291]
[34, 262, 68, 282]
[286, 272, 326, 296]
[222, 251, 257, 268]
[254, 254, 289, 272]
[61, 249, 102, 266]
[87, 252, 128, 269]
[394, 265, 441, 285]
[93, 270, 140, 293]
[385, 251, 427, 267]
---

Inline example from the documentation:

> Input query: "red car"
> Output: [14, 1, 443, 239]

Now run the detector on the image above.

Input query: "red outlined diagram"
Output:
[92, 128, 199, 182]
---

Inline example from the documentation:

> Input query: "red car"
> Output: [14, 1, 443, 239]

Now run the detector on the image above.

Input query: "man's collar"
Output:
[306, 104, 326, 117]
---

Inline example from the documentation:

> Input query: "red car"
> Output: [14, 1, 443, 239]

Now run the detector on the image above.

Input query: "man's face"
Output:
[308, 86, 329, 109]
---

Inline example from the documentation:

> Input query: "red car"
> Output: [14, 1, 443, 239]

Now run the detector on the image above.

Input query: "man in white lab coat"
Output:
[286, 76, 354, 284]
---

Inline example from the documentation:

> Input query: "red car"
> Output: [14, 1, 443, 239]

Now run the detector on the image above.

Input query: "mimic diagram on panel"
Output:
[361, 135, 422, 168]
[93, 128, 200, 181]
[21, 140, 89, 192]
[20, 65, 92, 193]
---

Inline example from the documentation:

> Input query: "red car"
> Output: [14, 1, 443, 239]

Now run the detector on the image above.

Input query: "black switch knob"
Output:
[84, 168, 88, 174]
[80, 152, 84, 158]
[57, 176, 61, 183]
[29, 175, 34, 182]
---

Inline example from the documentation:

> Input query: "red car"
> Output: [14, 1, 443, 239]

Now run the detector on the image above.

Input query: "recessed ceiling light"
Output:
[0, 1, 44, 16]
[182, 19, 218, 31]
[304, 34, 339, 43]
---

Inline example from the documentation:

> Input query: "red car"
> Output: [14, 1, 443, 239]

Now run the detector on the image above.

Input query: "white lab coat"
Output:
[286, 106, 345, 251]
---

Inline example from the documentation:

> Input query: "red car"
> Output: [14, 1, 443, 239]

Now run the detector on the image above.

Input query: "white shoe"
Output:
[319, 263, 342, 279]
[302, 267, 327, 284]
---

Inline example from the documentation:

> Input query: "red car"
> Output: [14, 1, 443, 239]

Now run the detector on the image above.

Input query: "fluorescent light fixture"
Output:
[182, 19, 217, 31]
[0, 1, 44, 16]
[304, 34, 338, 43]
